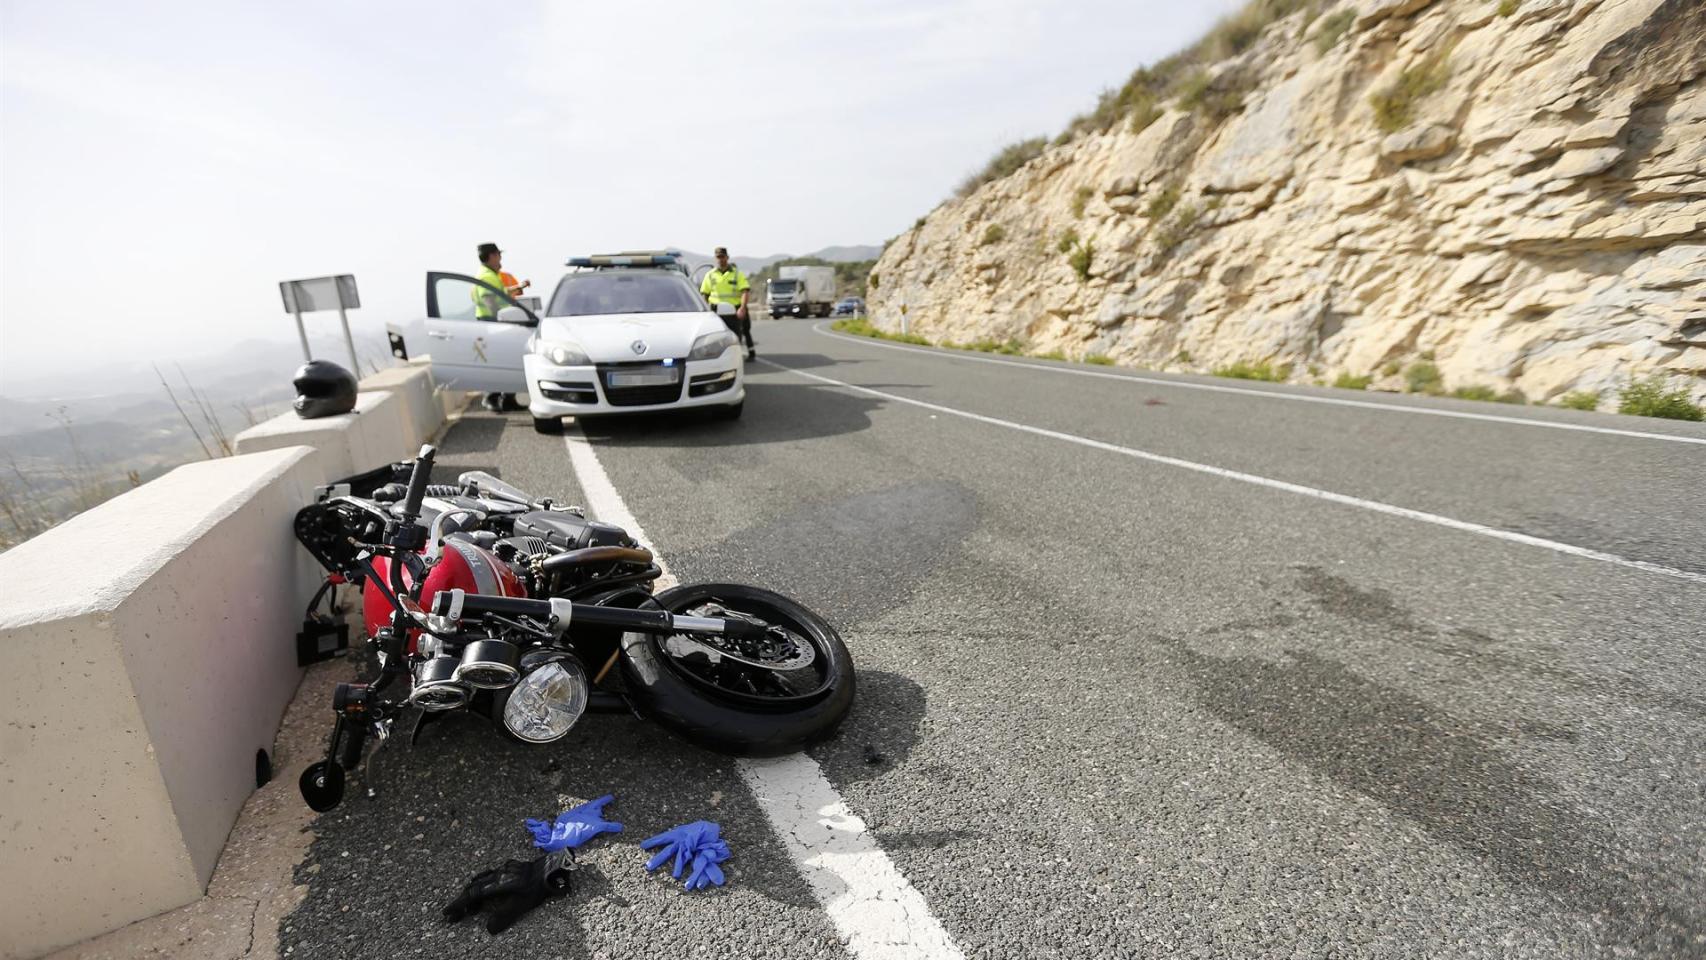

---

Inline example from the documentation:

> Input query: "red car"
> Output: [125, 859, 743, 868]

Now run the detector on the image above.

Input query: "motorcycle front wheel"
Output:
[618, 583, 855, 756]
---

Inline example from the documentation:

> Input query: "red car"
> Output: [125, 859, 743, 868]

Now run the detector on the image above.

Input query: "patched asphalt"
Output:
[280, 319, 1706, 959]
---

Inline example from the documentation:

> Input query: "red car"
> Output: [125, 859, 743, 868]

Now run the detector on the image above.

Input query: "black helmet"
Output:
[293, 360, 358, 419]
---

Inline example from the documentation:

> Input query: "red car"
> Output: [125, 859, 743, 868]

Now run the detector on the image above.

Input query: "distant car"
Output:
[831, 297, 865, 316]
[388, 254, 744, 433]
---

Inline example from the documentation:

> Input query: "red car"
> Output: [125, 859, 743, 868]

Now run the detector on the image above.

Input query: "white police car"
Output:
[392, 253, 744, 433]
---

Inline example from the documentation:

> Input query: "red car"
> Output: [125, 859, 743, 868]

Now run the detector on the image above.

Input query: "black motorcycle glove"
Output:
[443, 850, 573, 934]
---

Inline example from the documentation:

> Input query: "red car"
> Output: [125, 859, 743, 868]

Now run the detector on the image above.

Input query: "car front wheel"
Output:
[532, 415, 564, 434]
[711, 401, 743, 421]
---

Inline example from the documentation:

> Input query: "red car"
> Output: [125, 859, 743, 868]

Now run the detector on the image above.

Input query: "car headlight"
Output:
[687, 330, 738, 361]
[502, 657, 589, 743]
[538, 339, 590, 366]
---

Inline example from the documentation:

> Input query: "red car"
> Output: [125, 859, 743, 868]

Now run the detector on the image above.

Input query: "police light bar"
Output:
[565, 254, 682, 268]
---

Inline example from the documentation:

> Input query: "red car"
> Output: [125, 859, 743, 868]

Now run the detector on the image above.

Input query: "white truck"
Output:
[767, 265, 836, 318]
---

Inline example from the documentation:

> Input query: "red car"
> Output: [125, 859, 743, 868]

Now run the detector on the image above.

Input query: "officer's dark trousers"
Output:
[721, 312, 754, 349]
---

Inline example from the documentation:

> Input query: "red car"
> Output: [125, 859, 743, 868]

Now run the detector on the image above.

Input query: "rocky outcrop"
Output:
[869, 0, 1706, 403]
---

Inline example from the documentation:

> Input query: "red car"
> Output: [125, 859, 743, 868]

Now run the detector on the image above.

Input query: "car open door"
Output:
[420, 272, 536, 394]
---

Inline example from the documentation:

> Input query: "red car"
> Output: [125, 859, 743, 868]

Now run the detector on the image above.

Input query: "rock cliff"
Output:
[869, 0, 1706, 404]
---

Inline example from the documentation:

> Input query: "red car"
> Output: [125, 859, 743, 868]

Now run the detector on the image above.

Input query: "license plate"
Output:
[608, 369, 680, 387]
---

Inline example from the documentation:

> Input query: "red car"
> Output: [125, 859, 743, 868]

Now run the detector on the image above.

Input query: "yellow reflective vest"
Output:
[700, 266, 750, 306]
[473, 266, 506, 318]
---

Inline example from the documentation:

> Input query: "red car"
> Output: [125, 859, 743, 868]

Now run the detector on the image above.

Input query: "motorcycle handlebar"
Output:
[432, 589, 770, 642]
[399, 445, 437, 520]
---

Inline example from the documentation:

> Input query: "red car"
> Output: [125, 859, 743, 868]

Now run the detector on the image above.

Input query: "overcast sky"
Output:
[1, 0, 1241, 391]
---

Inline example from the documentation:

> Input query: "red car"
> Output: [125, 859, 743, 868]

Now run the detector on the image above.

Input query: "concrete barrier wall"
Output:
[0, 447, 322, 959]
[358, 358, 447, 449]
[0, 360, 450, 959]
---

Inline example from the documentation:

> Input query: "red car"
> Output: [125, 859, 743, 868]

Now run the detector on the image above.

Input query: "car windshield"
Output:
[771, 280, 799, 291]
[547, 272, 704, 317]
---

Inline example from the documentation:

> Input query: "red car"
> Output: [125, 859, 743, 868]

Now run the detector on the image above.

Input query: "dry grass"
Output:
[1370, 46, 1453, 133]
[1071, 186, 1094, 218]
[1153, 202, 1204, 252]
[957, 138, 1048, 197]
[1313, 9, 1356, 54]
[1054, 0, 1318, 144]
[1145, 183, 1182, 220]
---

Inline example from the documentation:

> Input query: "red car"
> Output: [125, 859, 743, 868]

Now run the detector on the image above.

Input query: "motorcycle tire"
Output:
[618, 583, 855, 757]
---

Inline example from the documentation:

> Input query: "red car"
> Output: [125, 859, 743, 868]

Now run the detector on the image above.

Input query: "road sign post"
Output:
[280, 275, 362, 372]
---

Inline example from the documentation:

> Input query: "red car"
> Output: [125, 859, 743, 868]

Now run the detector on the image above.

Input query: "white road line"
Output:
[561, 427, 967, 960]
[812, 323, 1706, 447]
[757, 360, 1706, 586]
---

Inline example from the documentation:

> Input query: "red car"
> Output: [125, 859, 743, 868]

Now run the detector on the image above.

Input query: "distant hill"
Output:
[674, 244, 883, 276]
[798, 245, 883, 263]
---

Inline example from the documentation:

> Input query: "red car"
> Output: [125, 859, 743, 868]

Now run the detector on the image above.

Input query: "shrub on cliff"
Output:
[1617, 375, 1704, 420]
[1067, 238, 1095, 281]
[1214, 360, 1290, 381]
[1405, 361, 1444, 394]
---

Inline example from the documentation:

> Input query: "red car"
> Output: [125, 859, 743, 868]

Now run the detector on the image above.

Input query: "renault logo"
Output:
[630, 340, 648, 355]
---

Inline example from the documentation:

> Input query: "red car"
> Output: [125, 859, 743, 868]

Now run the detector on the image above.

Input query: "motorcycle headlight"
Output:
[502, 657, 589, 743]
[687, 330, 737, 361]
[538, 340, 591, 366]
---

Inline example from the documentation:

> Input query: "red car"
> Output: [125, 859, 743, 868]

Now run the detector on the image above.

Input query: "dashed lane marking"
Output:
[562, 427, 968, 960]
[812, 322, 1706, 447]
[757, 359, 1706, 586]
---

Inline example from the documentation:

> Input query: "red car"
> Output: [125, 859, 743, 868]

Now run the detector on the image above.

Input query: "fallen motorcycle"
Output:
[291, 444, 854, 811]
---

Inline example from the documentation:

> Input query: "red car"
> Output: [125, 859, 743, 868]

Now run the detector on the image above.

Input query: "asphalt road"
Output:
[281, 318, 1706, 959]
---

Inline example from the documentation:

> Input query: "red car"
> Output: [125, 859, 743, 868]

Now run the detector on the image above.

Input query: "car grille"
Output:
[598, 361, 685, 407]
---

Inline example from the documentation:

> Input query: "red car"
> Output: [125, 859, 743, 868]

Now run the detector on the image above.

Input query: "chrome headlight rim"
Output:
[409, 655, 472, 712]
[454, 638, 522, 690]
[687, 330, 738, 361]
[500, 654, 590, 744]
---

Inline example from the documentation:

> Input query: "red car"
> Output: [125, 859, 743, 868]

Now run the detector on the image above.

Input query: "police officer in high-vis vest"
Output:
[474, 242, 524, 411]
[700, 246, 754, 360]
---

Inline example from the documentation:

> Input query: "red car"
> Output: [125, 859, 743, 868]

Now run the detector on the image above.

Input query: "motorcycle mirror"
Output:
[299, 760, 346, 812]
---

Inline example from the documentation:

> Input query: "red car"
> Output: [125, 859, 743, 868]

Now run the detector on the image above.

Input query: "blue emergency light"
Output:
[565, 254, 682, 268]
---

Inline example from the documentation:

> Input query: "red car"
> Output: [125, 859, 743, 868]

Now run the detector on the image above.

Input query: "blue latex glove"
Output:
[525, 794, 623, 852]
[641, 820, 732, 890]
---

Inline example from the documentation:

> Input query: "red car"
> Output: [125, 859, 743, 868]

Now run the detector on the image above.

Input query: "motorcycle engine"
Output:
[512, 510, 632, 551]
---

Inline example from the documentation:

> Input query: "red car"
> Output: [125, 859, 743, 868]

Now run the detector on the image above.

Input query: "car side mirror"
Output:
[496, 305, 533, 325]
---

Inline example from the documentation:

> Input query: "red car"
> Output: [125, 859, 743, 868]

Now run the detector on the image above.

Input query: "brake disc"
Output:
[663, 604, 817, 672]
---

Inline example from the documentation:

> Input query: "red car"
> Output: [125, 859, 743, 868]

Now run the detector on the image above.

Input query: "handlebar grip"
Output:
[400, 445, 437, 519]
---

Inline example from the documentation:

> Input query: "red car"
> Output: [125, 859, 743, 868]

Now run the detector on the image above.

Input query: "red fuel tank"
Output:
[362, 539, 525, 651]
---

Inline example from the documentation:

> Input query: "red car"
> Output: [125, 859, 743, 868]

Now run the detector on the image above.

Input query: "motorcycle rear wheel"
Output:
[618, 583, 854, 756]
